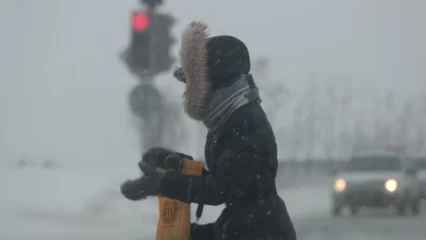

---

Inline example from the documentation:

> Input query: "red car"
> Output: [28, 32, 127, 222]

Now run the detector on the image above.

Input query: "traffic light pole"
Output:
[121, 0, 174, 150]
[142, 0, 162, 78]
[147, 4, 157, 78]
[137, 0, 163, 150]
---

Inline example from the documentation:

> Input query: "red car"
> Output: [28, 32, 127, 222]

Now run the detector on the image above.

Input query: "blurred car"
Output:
[331, 147, 421, 216]
[414, 158, 426, 199]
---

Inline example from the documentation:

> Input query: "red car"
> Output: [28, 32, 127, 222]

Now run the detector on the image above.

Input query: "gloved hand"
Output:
[120, 147, 191, 201]
[140, 147, 185, 171]
[120, 177, 151, 201]
[120, 164, 163, 201]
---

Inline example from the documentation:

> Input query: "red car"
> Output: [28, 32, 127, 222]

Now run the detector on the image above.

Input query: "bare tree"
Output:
[397, 99, 414, 148]
[252, 57, 291, 149]
[353, 110, 369, 147]
[381, 91, 395, 145]
[301, 76, 318, 171]
[324, 80, 337, 160]
[291, 102, 303, 160]
[336, 79, 353, 154]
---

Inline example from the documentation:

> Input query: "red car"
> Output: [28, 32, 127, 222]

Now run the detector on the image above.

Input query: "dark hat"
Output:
[206, 35, 251, 89]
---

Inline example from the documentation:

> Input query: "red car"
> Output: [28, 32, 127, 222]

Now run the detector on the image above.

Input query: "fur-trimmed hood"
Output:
[179, 21, 252, 121]
[179, 21, 210, 121]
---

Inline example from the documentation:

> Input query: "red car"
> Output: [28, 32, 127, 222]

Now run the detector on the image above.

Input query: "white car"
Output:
[331, 149, 421, 216]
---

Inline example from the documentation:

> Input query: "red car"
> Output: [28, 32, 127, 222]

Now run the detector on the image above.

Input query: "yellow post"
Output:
[156, 159, 204, 240]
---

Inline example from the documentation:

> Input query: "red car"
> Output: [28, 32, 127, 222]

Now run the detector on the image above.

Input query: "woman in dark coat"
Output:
[121, 21, 297, 240]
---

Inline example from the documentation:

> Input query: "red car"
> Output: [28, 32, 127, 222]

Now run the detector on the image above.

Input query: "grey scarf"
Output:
[201, 74, 261, 132]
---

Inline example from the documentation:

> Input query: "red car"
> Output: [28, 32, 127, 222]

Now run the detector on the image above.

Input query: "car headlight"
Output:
[334, 179, 347, 192]
[384, 179, 398, 192]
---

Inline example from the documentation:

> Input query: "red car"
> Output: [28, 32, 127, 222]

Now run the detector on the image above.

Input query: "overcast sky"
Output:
[0, 0, 424, 167]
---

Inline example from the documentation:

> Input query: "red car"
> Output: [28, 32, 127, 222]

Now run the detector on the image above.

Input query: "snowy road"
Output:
[296, 201, 426, 240]
[1, 168, 425, 239]
[296, 208, 426, 240]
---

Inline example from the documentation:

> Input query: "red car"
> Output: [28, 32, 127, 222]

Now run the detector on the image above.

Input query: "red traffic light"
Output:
[132, 12, 150, 31]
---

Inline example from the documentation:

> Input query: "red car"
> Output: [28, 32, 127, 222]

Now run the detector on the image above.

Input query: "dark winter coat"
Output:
[160, 100, 296, 240]
[159, 21, 297, 240]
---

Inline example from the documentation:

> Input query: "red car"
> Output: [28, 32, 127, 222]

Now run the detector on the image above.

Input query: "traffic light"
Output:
[121, 11, 176, 79]
[132, 11, 150, 32]
[127, 11, 151, 74]
[151, 13, 176, 75]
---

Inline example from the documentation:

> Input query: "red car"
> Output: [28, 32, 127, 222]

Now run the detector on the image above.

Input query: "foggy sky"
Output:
[0, 0, 424, 167]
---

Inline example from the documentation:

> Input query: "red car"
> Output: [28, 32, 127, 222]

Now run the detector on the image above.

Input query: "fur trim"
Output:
[179, 21, 210, 120]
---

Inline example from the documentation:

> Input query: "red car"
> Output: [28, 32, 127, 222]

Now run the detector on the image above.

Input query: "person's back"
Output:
[201, 100, 296, 240]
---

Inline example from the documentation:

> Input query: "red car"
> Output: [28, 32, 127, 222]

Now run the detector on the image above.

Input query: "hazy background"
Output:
[0, 1, 426, 240]
[1, 0, 425, 167]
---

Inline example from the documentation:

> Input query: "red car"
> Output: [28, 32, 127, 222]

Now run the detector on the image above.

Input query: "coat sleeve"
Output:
[159, 109, 276, 205]
[158, 167, 225, 205]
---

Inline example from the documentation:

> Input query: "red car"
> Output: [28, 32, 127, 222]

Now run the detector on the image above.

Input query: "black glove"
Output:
[120, 177, 148, 201]
[141, 147, 175, 169]
[140, 147, 185, 171]
[120, 147, 193, 201]
[120, 164, 163, 201]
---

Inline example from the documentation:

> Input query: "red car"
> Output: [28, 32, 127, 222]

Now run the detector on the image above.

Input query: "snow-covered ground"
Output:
[2, 167, 425, 240]
[0, 167, 329, 240]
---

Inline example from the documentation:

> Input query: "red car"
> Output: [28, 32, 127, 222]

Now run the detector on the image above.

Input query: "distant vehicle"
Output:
[414, 158, 426, 199]
[331, 146, 421, 216]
